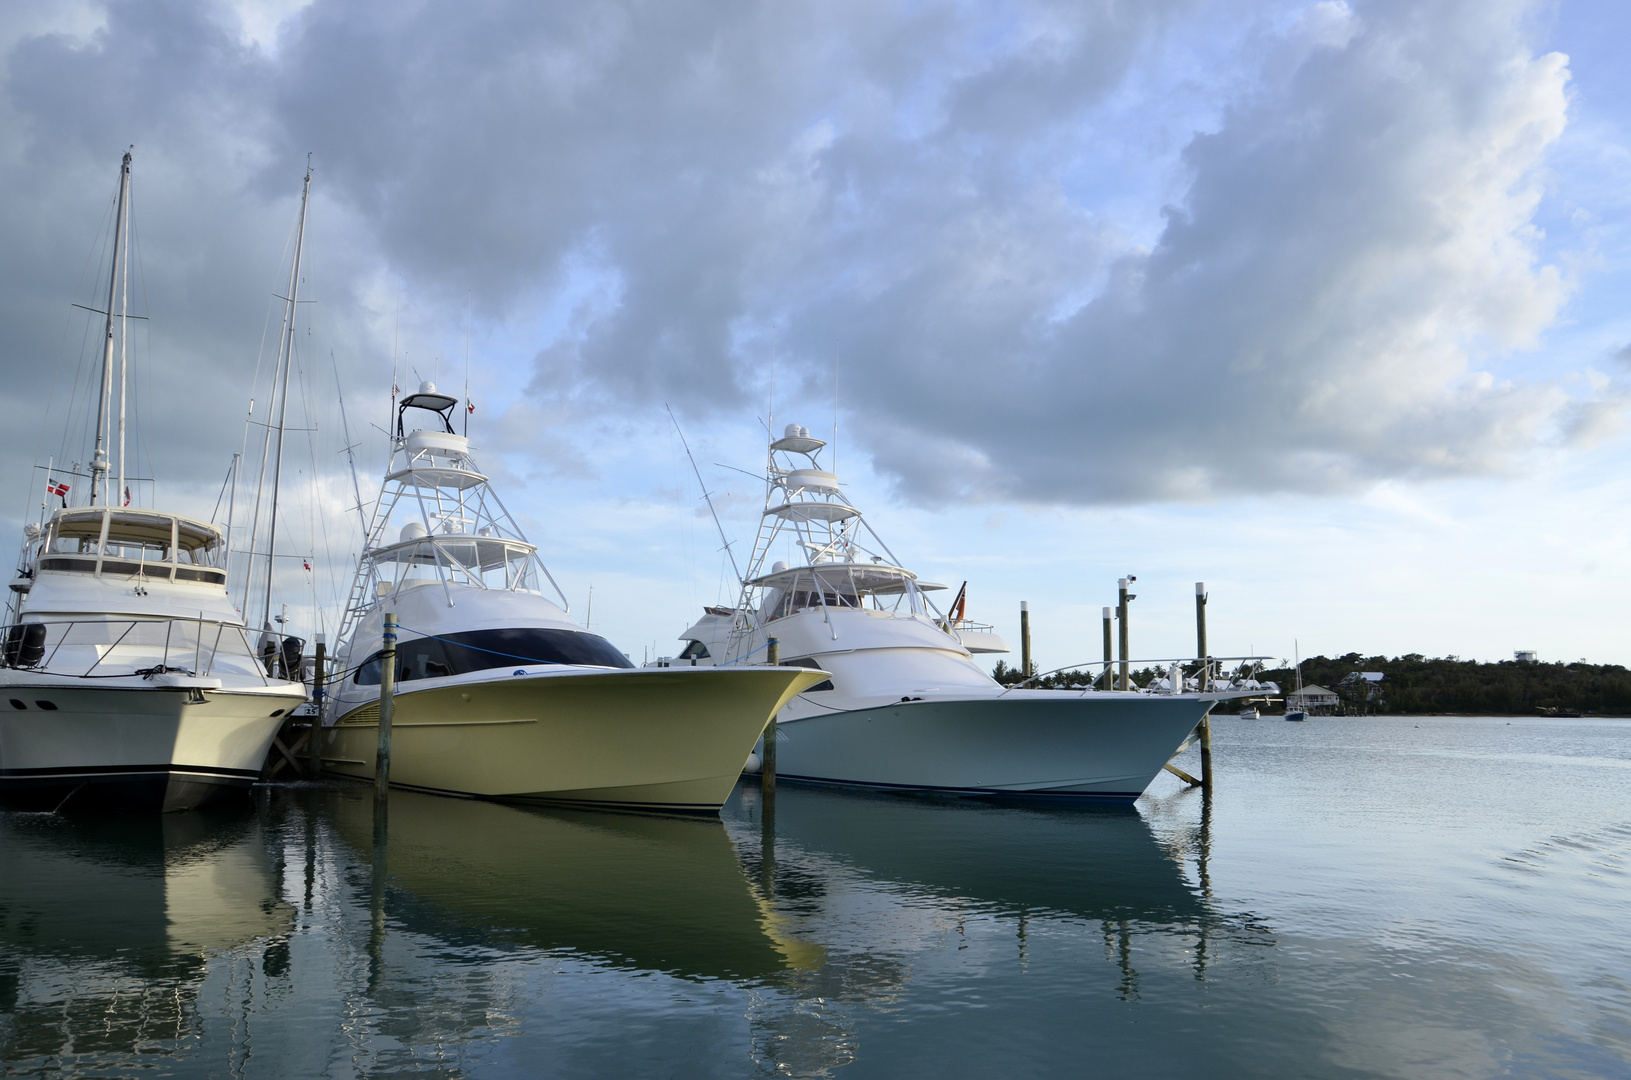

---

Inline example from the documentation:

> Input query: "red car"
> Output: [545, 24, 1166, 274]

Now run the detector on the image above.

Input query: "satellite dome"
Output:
[799, 426, 809, 437]
[771, 560, 788, 573]
[400, 521, 429, 543]
[419, 380, 436, 394]
[784, 423, 801, 438]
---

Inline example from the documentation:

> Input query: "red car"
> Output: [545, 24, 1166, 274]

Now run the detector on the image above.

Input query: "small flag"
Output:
[303, 559, 311, 571]
[467, 401, 475, 414]
[46, 481, 69, 498]
[123, 486, 131, 507]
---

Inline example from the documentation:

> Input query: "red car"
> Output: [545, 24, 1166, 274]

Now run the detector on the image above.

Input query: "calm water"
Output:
[2, 716, 1628, 1078]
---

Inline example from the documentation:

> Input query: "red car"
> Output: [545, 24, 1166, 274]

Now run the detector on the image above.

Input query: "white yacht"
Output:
[660, 423, 1244, 803]
[319, 386, 821, 813]
[0, 153, 306, 812]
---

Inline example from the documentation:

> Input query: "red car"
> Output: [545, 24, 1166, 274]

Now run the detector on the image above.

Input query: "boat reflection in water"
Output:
[326, 785, 824, 981]
[0, 806, 292, 1069]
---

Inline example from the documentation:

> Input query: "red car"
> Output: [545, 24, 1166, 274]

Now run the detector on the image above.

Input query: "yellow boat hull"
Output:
[322, 667, 820, 812]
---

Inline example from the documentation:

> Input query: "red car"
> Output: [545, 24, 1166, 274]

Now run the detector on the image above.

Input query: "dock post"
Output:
[1101, 607, 1113, 689]
[309, 633, 326, 777]
[1195, 582, 1212, 793]
[762, 636, 779, 797]
[1020, 601, 1033, 679]
[1117, 578, 1131, 691]
[374, 613, 397, 800]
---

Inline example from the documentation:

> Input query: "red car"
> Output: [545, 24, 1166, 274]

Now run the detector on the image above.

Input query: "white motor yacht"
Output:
[659, 423, 1246, 803]
[0, 153, 306, 812]
[320, 386, 820, 813]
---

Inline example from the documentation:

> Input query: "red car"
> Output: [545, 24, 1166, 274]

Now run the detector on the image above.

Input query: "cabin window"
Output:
[678, 640, 710, 660]
[353, 627, 633, 684]
[779, 656, 835, 692]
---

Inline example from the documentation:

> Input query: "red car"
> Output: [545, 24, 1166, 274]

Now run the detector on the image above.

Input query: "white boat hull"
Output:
[0, 680, 304, 812]
[771, 692, 1211, 802]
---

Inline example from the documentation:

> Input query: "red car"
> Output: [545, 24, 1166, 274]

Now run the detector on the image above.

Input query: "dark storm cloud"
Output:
[0, 0, 1590, 510]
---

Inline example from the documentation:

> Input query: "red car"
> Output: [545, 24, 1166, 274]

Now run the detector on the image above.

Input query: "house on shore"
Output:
[1287, 684, 1340, 714]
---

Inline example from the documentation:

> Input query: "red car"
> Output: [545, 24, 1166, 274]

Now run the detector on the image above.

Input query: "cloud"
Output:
[0, 0, 1595, 516]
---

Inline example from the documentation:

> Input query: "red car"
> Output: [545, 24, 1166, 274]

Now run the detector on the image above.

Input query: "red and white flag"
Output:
[302, 559, 311, 571]
[123, 486, 131, 507]
[46, 480, 69, 499]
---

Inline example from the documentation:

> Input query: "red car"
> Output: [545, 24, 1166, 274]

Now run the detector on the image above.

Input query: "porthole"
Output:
[269, 709, 285, 718]
[8, 699, 25, 710]
[35, 701, 57, 711]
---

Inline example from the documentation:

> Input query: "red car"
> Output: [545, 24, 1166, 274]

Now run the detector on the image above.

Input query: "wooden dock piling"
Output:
[1020, 602, 1033, 679]
[1195, 582, 1212, 793]
[1101, 607, 1113, 689]
[762, 636, 779, 797]
[309, 634, 326, 777]
[1117, 578, 1132, 691]
[374, 613, 397, 800]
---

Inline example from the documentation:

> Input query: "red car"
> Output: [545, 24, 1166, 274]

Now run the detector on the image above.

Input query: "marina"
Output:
[3, 4, 1631, 1076]
[2, 715, 1626, 1076]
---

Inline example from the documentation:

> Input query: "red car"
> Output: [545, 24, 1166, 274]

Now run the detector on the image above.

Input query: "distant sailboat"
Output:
[1285, 640, 1308, 721]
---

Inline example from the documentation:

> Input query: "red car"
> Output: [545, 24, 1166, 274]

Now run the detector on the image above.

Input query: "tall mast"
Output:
[90, 151, 132, 506]
[260, 165, 312, 632]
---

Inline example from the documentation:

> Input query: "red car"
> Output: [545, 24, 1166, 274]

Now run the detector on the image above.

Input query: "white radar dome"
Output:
[771, 561, 788, 573]
[784, 423, 801, 438]
[419, 380, 437, 394]
[400, 521, 429, 543]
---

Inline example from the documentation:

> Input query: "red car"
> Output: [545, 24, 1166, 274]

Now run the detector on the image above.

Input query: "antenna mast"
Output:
[90, 151, 132, 507]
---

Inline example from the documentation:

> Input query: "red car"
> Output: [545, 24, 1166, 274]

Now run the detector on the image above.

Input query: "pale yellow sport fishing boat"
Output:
[319, 384, 820, 812]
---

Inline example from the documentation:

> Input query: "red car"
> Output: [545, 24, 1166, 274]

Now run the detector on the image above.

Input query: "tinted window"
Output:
[678, 640, 710, 659]
[354, 626, 632, 684]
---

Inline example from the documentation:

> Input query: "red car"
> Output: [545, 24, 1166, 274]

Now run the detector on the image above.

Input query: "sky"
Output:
[1, 0, 1628, 673]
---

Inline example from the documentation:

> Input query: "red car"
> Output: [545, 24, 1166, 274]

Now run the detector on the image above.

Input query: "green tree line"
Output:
[1257, 654, 1631, 715]
[993, 654, 1631, 715]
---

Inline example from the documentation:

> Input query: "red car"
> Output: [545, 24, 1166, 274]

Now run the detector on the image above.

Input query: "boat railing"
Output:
[0, 617, 277, 684]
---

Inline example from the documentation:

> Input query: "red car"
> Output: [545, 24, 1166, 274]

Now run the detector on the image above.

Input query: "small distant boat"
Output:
[1239, 705, 1260, 720]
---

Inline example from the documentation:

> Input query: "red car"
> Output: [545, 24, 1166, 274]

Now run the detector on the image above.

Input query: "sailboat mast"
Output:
[90, 151, 132, 507]
[259, 166, 312, 632]
[117, 179, 131, 508]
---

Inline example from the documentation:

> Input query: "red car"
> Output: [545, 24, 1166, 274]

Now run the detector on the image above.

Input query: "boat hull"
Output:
[772, 693, 1212, 803]
[322, 667, 821, 813]
[0, 683, 303, 812]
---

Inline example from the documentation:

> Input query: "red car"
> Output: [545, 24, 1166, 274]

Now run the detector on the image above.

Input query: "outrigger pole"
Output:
[666, 405, 741, 585]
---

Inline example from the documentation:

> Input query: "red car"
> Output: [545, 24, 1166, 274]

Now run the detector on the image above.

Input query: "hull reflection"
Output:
[326, 787, 821, 981]
[0, 807, 292, 1065]
[739, 784, 1206, 924]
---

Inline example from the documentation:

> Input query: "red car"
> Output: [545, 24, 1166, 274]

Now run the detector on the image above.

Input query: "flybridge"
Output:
[334, 381, 571, 652]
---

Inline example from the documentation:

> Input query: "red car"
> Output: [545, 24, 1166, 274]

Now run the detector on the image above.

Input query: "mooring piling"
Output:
[1196, 582, 1213, 792]
[1101, 606, 1113, 689]
[762, 635, 779, 797]
[374, 612, 397, 800]
[309, 633, 326, 777]
[1020, 601, 1033, 679]
[1117, 578, 1133, 691]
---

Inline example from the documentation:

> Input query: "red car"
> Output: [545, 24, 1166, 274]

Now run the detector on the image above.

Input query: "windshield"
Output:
[354, 626, 633, 684]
